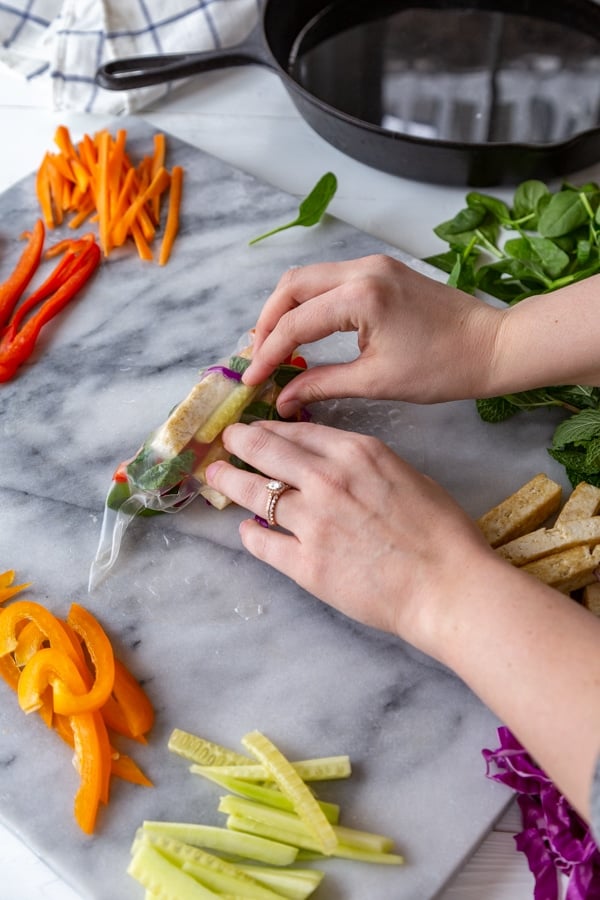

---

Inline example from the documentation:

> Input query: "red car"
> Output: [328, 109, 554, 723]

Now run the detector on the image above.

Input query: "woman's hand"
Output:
[242, 254, 504, 418]
[206, 420, 600, 822]
[206, 419, 495, 655]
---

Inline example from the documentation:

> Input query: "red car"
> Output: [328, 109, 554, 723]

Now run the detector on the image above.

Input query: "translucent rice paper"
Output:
[88, 333, 267, 590]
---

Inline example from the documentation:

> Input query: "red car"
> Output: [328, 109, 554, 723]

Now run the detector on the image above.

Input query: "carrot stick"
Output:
[54, 125, 79, 161]
[48, 152, 75, 184]
[111, 167, 170, 247]
[36, 156, 55, 228]
[47, 163, 64, 226]
[108, 129, 127, 220]
[68, 200, 95, 230]
[131, 221, 154, 262]
[159, 166, 183, 266]
[35, 126, 183, 263]
[96, 130, 111, 257]
[150, 133, 166, 221]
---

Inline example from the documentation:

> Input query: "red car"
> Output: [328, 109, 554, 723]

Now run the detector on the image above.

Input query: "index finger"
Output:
[245, 261, 364, 385]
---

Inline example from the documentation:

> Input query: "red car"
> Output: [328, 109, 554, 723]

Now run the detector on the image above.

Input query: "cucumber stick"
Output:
[194, 384, 259, 443]
[168, 729, 251, 767]
[142, 821, 298, 866]
[236, 866, 324, 900]
[190, 755, 352, 782]
[242, 731, 338, 856]
[190, 767, 340, 823]
[134, 829, 323, 900]
[219, 795, 393, 853]
[127, 843, 218, 898]
[227, 815, 404, 865]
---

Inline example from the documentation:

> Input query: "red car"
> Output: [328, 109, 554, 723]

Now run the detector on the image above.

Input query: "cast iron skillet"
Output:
[96, 0, 600, 187]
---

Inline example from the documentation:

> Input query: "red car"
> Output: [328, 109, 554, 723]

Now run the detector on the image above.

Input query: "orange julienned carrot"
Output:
[159, 165, 183, 266]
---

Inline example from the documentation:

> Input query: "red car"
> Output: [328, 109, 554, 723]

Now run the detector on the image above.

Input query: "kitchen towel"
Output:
[0, 0, 259, 114]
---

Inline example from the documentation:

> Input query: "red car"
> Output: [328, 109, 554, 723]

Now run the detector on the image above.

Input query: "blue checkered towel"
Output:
[0, 0, 259, 113]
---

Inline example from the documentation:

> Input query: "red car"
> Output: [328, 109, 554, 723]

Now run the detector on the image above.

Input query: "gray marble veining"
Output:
[0, 118, 567, 899]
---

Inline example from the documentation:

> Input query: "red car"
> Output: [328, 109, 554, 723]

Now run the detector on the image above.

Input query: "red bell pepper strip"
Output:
[4, 241, 87, 337]
[0, 238, 100, 382]
[0, 219, 45, 329]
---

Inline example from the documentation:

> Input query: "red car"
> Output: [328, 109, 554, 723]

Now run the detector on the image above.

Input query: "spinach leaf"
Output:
[249, 172, 338, 245]
[466, 191, 512, 225]
[537, 191, 589, 237]
[512, 180, 549, 225]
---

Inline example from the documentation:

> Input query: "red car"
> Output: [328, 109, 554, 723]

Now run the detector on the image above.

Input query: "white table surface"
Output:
[1, 57, 587, 900]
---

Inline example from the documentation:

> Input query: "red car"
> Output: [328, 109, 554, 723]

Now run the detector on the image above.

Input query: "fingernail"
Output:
[242, 361, 257, 383]
[205, 461, 223, 483]
[277, 399, 295, 419]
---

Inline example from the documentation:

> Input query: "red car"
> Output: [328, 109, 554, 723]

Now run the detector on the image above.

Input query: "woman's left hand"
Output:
[205, 420, 494, 654]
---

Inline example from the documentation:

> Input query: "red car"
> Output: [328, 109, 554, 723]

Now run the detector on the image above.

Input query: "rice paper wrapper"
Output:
[88, 334, 306, 589]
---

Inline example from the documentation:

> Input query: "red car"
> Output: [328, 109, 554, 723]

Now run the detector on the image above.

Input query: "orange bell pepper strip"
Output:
[0, 653, 20, 692]
[13, 619, 47, 667]
[0, 569, 31, 604]
[0, 219, 44, 329]
[54, 712, 153, 788]
[100, 657, 154, 740]
[17, 646, 86, 715]
[0, 600, 82, 663]
[110, 752, 153, 787]
[16, 647, 111, 830]
[71, 709, 111, 833]
[50, 603, 115, 716]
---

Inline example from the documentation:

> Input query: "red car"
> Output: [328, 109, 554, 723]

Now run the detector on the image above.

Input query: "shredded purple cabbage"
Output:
[202, 365, 242, 382]
[483, 727, 600, 899]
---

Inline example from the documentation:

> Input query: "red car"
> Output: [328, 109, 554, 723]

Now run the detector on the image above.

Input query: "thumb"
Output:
[277, 361, 367, 417]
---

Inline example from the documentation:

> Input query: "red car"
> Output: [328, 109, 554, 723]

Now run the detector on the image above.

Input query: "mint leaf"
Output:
[128, 449, 195, 492]
[552, 409, 600, 449]
[228, 355, 252, 375]
[272, 363, 307, 388]
[249, 172, 337, 245]
[585, 438, 600, 472]
[476, 397, 520, 423]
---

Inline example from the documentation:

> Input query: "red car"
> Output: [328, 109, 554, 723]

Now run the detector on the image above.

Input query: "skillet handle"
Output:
[96, 26, 269, 91]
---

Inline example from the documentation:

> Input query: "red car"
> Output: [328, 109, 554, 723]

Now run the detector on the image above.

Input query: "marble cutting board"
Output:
[0, 117, 568, 899]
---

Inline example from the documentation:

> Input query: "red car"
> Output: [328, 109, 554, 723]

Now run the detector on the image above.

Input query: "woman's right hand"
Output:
[242, 254, 504, 418]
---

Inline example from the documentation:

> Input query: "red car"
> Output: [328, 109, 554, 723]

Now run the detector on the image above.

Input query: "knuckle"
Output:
[276, 265, 302, 294]
[341, 429, 382, 463]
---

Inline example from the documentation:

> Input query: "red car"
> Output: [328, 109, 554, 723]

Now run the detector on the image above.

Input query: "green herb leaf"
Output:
[466, 192, 511, 225]
[476, 397, 520, 423]
[512, 180, 549, 225]
[272, 363, 307, 388]
[240, 400, 281, 423]
[228, 355, 252, 375]
[548, 447, 598, 479]
[249, 172, 338, 245]
[537, 191, 589, 237]
[128, 449, 196, 493]
[552, 408, 600, 449]
[429, 178, 600, 488]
